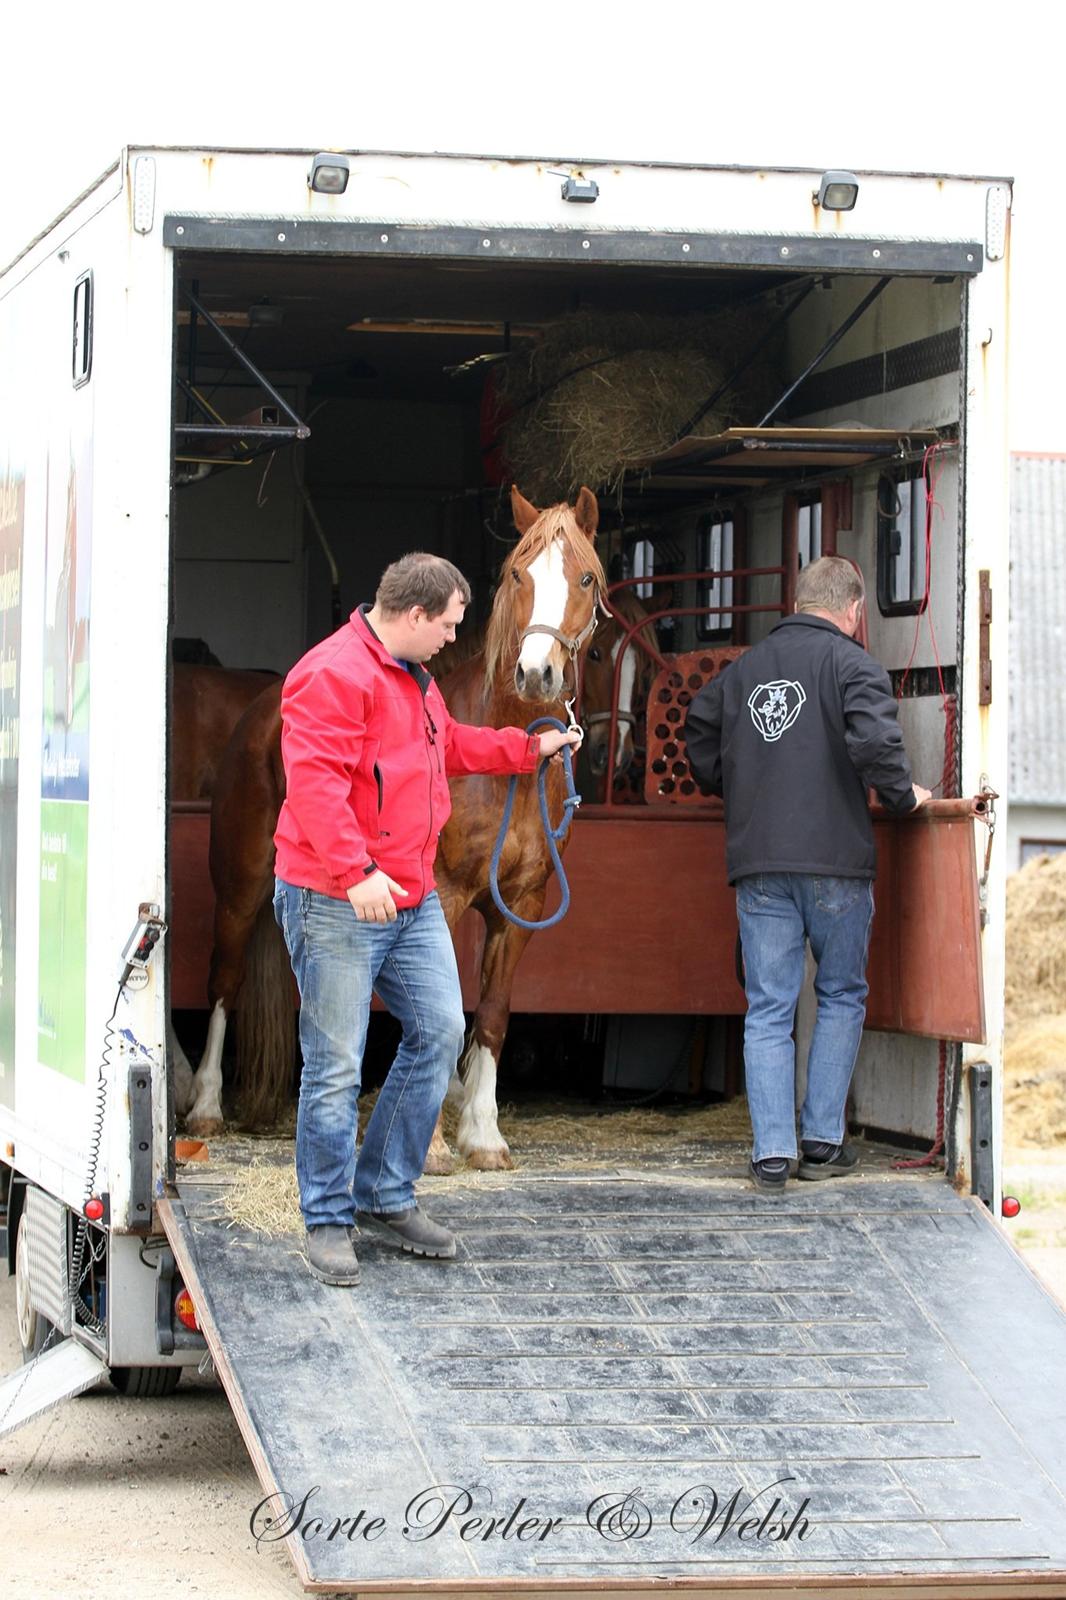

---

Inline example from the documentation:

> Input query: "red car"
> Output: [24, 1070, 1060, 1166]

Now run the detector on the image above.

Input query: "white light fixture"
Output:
[814, 170, 859, 212]
[308, 153, 350, 195]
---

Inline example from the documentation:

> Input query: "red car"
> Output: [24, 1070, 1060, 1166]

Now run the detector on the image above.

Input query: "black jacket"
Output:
[684, 614, 916, 883]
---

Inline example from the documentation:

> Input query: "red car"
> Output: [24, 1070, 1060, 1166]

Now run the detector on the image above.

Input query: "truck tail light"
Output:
[174, 1286, 200, 1332]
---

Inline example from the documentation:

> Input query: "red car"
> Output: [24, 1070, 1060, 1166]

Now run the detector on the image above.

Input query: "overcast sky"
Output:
[2, 3, 1058, 449]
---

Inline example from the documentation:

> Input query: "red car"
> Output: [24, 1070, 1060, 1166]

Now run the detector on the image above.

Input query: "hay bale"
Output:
[495, 309, 780, 503]
[1004, 1013, 1066, 1148]
[1005, 852, 1066, 1027]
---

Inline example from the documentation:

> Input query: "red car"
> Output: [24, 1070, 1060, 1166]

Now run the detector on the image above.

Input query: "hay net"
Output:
[493, 308, 781, 504]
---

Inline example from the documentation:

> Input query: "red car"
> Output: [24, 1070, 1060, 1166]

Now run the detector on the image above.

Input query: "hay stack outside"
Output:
[1003, 851, 1066, 1149]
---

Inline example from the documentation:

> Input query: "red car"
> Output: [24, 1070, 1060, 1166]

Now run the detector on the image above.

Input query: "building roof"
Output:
[1011, 453, 1066, 804]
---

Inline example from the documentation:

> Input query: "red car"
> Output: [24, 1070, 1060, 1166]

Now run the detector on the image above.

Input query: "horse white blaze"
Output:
[517, 539, 568, 675]
[613, 634, 637, 768]
[185, 1000, 228, 1129]
[456, 1040, 509, 1156]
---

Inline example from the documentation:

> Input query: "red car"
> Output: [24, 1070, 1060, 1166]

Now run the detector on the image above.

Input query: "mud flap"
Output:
[0, 1342, 108, 1439]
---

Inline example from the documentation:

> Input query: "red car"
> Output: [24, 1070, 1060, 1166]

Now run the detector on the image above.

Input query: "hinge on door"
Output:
[978, 570, 992, 705]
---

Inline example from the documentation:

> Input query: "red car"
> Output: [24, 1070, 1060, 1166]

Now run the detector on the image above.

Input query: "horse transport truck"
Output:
[1, 145, 1064, 1596]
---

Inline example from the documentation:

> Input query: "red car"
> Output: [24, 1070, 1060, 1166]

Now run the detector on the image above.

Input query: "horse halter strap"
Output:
[518, 594, 603, 667]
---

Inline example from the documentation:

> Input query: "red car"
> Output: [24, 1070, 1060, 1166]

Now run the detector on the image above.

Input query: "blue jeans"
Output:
[735, 873, 875, 1164]
[273, 880, 465, 1229]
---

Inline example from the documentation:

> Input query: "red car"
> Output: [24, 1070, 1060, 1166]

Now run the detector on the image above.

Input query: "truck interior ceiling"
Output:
[167, 248, 965, 1142]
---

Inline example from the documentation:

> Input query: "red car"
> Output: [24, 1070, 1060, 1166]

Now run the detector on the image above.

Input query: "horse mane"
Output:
[482, 504, 607, 690]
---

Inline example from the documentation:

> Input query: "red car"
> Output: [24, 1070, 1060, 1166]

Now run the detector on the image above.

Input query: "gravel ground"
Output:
[2, 1154, 1064, 1599]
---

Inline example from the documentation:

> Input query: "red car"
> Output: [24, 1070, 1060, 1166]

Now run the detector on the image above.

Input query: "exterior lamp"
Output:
[308, 153, 350, 195]
[561, 174, 599, 203]
[814, 171, 859, 212]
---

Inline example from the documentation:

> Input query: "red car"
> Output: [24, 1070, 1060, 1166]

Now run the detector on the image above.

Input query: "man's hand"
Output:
[347, 871, 408, 923]
[538, 727, 583, 762]
[911, 784, 933, 809]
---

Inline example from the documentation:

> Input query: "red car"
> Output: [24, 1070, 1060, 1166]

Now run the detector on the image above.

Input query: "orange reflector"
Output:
[84, 1197, 105, 1221]
[4, 1142, 13, 1160]
[1002, 1195, 1022, 1219]
[174, 1287, 199, 1332]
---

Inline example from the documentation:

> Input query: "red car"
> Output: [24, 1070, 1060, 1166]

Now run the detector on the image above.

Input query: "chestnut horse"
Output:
[579, 588, 658, 783]
[169, 663, 279, 1119]
[179, 487, 608, 1160]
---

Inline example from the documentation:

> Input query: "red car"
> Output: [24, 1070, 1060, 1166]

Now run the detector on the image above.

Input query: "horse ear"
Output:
[511, 485, 540, 535]
[574, 485, 599, 536]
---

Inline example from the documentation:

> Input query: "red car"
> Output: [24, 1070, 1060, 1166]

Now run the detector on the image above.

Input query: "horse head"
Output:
[580, 591, 658, 776]
[485, 485, 605, 704]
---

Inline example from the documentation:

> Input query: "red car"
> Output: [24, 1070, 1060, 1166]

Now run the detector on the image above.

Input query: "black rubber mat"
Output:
[161, 1171, 1066, 1593]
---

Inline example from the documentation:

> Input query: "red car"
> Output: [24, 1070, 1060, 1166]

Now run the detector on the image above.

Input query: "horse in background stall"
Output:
[579, 588, 660, 788]
[168, 663, 279, 1116]
[178, 485, 610, 1159]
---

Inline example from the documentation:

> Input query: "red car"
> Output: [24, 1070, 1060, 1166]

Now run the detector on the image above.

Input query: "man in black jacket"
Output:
[685, 556, 930, 1193]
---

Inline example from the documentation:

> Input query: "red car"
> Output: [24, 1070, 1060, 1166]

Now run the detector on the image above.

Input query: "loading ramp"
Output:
[159, 1161, 1066, 1595]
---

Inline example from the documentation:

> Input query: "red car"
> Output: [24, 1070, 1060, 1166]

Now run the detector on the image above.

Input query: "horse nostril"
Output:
[515, 664, 526, 692]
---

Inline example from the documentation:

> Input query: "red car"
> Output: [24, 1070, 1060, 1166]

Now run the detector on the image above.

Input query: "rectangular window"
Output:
[697, 515, 734, 638]
[1020, 839, 1066, 867]
[73, 271, 93, 387]
[797, 497, 822, 569]
[877, 469, 926, 615]
[632, 537, 654, 600]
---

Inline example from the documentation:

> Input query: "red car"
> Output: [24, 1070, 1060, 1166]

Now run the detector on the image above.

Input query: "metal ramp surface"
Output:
[160, 1172, 1066, 1596]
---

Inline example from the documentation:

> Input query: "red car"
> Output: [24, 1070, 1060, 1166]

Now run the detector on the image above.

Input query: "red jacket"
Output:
[274, 608, 540, 905]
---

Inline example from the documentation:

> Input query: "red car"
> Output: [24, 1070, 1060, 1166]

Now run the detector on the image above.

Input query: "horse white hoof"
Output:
[185, 1115, 224, 1139]
[423, 1134, 455, 1176]
[466, 1146, 514, 1172]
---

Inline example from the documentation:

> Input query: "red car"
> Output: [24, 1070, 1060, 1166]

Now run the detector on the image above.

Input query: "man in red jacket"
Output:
[273, 552, 580, 1285]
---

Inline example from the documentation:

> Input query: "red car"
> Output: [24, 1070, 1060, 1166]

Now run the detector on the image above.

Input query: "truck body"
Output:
[3, 147, 1061, 1596]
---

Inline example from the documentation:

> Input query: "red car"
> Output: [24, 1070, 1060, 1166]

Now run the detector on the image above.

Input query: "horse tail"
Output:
[234, 900, 296, 1129]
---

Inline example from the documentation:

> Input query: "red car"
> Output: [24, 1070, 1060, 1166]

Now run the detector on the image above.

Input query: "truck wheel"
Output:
[108, 1365, 182, 1398]
[14, 1208, 59, 1363]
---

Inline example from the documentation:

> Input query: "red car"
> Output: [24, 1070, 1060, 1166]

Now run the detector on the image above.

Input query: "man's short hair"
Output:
[375, 553, 472, 618]
[795, 555, 865, 615]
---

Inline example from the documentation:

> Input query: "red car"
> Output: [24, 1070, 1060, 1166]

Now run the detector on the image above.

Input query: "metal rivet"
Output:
[482, 238, 491, 248]
[872, 248, 881, 259]
[175, 226, 184, 236]
[967, 253, 975, 262]
[682, 243, 691, 253]
[582, 240, 590, 250]
[780, 246, 789, 257]
[380, 233, 389, 243]
[277, 232, 286, 242]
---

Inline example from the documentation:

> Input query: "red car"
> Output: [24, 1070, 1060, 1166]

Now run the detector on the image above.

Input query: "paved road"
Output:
[0, 1272, 312, 1600]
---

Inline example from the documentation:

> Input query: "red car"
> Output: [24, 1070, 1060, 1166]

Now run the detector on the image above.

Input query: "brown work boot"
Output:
[358, 1206, 457, 1259]
[305, 1225, 360, 1285]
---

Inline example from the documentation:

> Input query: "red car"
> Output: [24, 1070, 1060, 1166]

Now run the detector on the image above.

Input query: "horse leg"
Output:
[169, 1020, 196, 1116]
[456, 903, 541, 1171]
[185, 1000, 229, 1136]
[421, 882, 479, 1177]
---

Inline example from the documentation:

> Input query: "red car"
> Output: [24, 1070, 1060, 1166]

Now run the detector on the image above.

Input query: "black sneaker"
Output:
[305, 1224, 360, 1286]
[358, 1206, 457, 1259]
[797, 1140, 860, 1181]
[749, 1156, 790, 1194]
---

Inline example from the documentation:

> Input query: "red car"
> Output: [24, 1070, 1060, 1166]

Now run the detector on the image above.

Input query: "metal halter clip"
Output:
[563, 696, 584, 744]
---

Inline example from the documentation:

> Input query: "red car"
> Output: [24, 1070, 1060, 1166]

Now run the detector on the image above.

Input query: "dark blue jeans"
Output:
[736, 872, 875, 1163]
[273, 880, 465, 1229]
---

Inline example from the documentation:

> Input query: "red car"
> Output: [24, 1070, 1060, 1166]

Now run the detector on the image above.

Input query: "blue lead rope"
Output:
[488, 716, 581, 931]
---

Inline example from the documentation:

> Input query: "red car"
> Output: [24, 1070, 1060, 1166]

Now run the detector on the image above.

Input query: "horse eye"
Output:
[588, 647, 601, 662]
[512, 569, 522, 584]
[580, 572, 594, 588]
